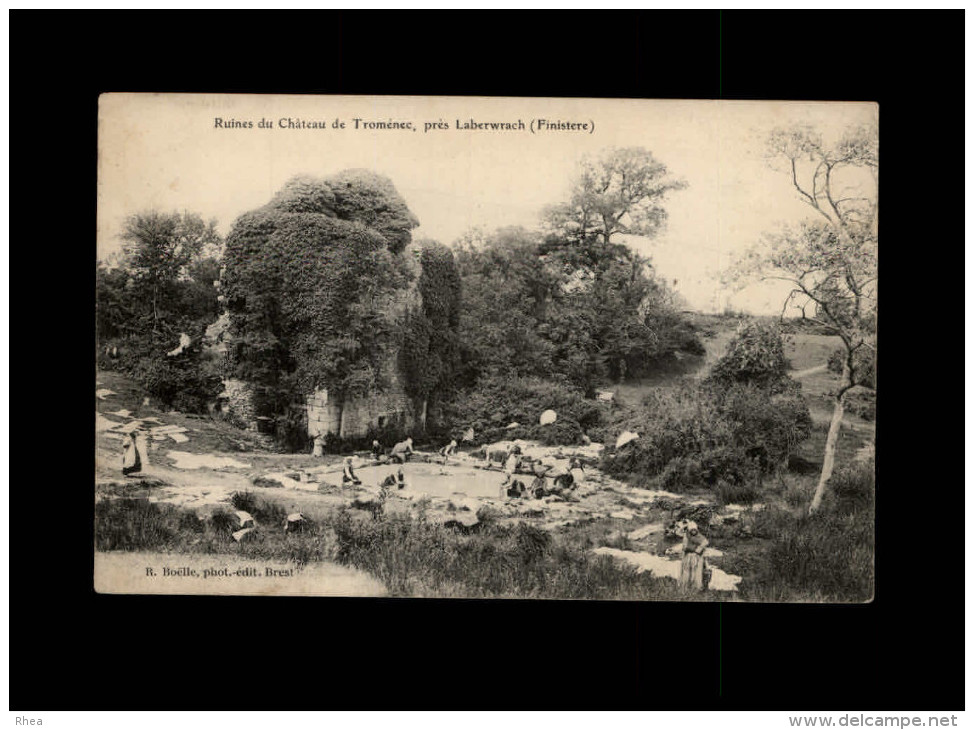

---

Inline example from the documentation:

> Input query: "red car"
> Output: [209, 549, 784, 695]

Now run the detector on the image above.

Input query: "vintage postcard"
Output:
[95, 93, 876, 601]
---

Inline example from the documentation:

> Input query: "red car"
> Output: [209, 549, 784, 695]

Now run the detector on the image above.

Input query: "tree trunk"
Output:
[809, 356, 853, 515]
[808, 393, 845, 514]
[338, 400, 347, 441]
[420, 398, 428, 432]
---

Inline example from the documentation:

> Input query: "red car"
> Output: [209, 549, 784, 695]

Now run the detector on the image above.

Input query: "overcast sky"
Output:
[98, 94, 877, 315]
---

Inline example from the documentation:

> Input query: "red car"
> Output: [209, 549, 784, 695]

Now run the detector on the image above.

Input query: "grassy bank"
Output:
[95, 493, 717, 601]
[719, 460, 875, 603]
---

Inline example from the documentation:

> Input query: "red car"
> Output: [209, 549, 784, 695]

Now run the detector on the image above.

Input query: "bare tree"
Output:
[734, 123, 877, 514]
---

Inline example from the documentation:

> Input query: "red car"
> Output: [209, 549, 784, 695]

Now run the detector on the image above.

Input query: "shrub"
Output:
[828, 460, 875, 515]
[714, 480, 762, 506]
[843, 390, 876, 421]
[125, 345, 222, 413]
[210, 509, 239, 535]
[828, 347, 876, 390]
[439, 374, 607, 446]
[602, 380, 811, 493]
[708, 320, 790, 392]
[229, 491, 288, 526]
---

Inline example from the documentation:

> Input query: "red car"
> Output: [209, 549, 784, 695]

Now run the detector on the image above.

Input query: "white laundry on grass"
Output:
[167, 451, 251, 470]
[592, 547, 741, 591]
[96, 413, 122, 432]
[615, 431, 640, 449]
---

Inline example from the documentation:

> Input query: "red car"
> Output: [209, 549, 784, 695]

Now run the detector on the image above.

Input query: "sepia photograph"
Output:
[94, 93, 877, 602]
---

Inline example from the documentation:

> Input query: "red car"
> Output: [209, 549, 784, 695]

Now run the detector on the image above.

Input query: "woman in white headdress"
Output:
[122, 429, 147, 476]
[679, 522, 709, 591]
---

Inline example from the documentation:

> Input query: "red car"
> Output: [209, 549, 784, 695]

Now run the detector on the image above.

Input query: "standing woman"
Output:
[122, 429, 146, 477]
[679, 522, 709, 591]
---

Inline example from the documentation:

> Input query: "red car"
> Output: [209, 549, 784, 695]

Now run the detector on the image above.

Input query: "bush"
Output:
[230, 492, 288, 527]
[439, 374, 607, 446]
[118, 332, 223, 413]
[708, 320, 790, 391]
[714, 480, 762, 506]
[602, 380, 811, 493]
[828, 460, 875, 515]
[843, 390, 876, 421]
[603, 320, 812, 493]
[827, 346, 876, 390]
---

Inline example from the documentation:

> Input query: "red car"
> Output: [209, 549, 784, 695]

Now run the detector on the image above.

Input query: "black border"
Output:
[9, 10, 964, 711]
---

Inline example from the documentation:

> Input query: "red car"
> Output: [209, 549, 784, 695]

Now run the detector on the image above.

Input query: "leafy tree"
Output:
[400, 241, 462, 418]
[97, 211, 224, 412]
[733, 123, 877, 513]
[536, 146, 697, 384]
[119, 211, 222, 330]
[96, 263, 136, 341]
[453, 227, 560, 385]
[543, 146, 687, 247]
[453, 224, 703, 396]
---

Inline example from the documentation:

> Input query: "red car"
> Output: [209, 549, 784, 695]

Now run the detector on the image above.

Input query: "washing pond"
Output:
[321, 461, 513, 500]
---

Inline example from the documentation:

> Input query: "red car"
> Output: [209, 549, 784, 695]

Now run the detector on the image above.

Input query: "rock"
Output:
[234, 511, 256, 529]
[232, 527, 257, 542]
[539, 409, 557, 426]
[610, 509, 636, 521]
[284, 513, 312, 535]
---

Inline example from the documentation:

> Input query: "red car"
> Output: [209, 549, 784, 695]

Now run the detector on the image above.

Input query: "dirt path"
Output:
[791, 363, 828, 379]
